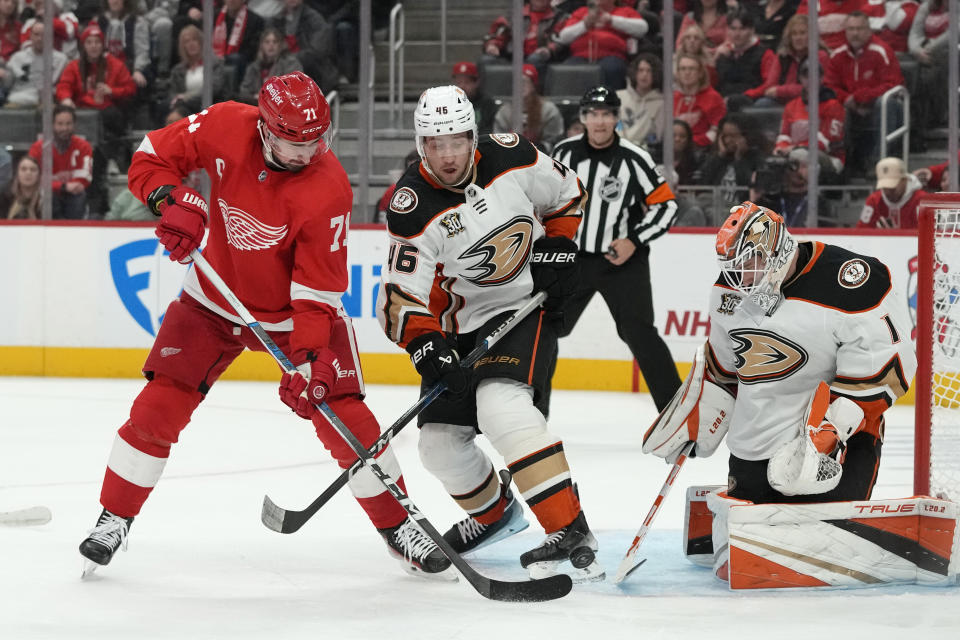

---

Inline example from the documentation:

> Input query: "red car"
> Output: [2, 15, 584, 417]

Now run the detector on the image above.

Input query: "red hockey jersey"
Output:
[796, 0, 886, 51]
[28, 135, 93, 191]
[127, 101, 352, 357]
[774, 96, 847, 169]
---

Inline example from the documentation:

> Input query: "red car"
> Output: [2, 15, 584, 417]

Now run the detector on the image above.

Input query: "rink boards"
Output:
[0, 222, 920, 394]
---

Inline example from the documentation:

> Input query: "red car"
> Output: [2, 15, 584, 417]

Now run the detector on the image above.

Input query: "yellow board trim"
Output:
[0, 346, 916, 403]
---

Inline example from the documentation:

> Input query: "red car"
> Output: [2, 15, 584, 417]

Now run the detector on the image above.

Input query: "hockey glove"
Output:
[150, 185, 209, 263]
[406, 331, 469, 396]
[530, 235, 579, 311]
[278, 347, 341, 419]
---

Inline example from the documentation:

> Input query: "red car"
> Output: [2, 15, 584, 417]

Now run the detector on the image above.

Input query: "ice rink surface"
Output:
[2, 377, 958, 640]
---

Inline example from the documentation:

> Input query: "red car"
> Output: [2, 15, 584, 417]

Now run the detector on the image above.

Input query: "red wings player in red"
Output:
[78, 72, 451, 580]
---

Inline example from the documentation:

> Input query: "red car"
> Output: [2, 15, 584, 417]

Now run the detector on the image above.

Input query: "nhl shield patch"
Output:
[389, 187, 418, 214]
[599, 176, 623, 202]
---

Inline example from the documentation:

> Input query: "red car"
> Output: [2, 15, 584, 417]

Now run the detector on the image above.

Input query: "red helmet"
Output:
[258, 71, 331, 144]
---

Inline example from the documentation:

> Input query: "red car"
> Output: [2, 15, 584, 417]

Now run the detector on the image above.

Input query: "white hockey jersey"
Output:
[707, 241, 917, 461]
[377, 133, 585, 347]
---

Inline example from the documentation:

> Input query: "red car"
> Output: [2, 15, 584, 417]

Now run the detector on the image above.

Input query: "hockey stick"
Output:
[262, 290, 548, 535]
[0, 506, 52, 526]
[190, 250, 570, 602]
[613, 441, 695, 584]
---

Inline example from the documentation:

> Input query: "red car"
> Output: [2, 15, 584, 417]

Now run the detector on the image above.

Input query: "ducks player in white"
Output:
[377, 85, 604, 581]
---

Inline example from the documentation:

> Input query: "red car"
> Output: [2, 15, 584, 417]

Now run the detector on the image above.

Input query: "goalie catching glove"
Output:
[767, 381, 865, 496]
[278, 347, 341, 418]
[642, 343, 734, 463]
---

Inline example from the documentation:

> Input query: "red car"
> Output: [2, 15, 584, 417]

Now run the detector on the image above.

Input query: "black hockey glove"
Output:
[530, 235, 579, 311]
[406, 331, 469, 396]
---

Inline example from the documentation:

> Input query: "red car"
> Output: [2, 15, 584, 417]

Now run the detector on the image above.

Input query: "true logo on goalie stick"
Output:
[389, 187, 418, 214]
[839, 259, 870, 288]
[728, 329, 808, 384]
[717, 292, 741, 315]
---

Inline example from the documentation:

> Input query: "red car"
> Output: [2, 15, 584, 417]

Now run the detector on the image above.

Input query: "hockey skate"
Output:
[380, 517, 457, 581]
[79, 508, 134, 578]
[442, 471, 529, 555]
[520, 511, 605, 583]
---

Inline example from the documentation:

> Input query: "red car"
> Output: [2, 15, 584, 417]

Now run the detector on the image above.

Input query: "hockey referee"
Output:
[551, 86, 682, 411]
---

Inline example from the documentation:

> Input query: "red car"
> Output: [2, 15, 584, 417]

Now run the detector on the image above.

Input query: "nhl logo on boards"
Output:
[440, 211, 465, 237]
[490, 133, 519, 147]
[717, 293, 741, 315]
[390, 187, 418, 214]
[838, 259, 870, 288]
[600, 176, 623, 202]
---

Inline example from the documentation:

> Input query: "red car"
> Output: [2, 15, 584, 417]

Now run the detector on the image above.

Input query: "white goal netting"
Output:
[926, 206, 960, 500]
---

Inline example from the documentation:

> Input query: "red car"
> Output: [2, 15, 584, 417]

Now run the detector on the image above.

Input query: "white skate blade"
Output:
[397, 559, 459, 582]
[526, 559, 607, 584]
[0, 506, 52, 527]
[81, 558, 101, 580]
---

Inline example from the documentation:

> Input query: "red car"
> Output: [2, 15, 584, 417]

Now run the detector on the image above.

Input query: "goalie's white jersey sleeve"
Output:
[706, 241, 917, 461]
[377, 133, 584, 348]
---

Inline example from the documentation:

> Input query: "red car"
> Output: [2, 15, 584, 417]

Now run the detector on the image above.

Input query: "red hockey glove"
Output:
[278, 348, 341, 419]
[405, 331, 468, 396]
[152, 186, 208, 263]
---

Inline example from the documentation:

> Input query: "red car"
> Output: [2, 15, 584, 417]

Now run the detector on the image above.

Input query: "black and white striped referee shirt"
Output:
[552, 133, 677, 255]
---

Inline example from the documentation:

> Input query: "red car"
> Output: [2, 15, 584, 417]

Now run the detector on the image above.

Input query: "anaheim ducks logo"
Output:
[218, 199, 287, 251]
[459, 216, 533, 287]
[728, 329, 808, 384]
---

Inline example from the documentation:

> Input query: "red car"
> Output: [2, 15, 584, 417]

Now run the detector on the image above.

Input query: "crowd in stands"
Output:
[0, 0, 956, 227]
[469, 0, 955, 228]
[0, 0, 394, 219]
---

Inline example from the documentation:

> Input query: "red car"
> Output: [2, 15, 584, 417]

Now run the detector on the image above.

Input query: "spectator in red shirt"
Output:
[677, 0, 729, 55]
[913, 152, 960, 193]
[878, 0, 920, 52]
[714, 10, 779, 109]
[0, 0, 20, 63]
[673, 52, 726, 149]
[675, 23, 718, 87]
[824, 11, 904, 176]
[481, 0, 568, 78]
[556, 0, 649, 90]
[57, 23, 136, 175]
[28, 104, 94, 220]
[761, 14, 831, 105]
[857, 157, 927, 229]
[774, 60, 847, 177]
[796, 0, 886, 52]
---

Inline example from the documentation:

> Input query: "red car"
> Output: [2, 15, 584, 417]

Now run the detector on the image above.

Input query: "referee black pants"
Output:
[557, 248, 682, 411]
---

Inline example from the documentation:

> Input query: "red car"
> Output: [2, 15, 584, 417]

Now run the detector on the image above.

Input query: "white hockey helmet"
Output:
[716, 201, 797, 314]
[414, 85, 478, 184]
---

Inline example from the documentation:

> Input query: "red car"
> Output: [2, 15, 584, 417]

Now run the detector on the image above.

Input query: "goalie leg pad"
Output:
[706, 489, 754, 581]
[684, 485, 726, 567]
[721, 498, 960, 589]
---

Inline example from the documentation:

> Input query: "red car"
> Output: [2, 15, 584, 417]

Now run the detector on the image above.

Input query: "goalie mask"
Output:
[414, 85, 478, 186]
[716, 202, 797, 315]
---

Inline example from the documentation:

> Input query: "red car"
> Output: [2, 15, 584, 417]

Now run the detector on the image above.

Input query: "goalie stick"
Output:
[0, 506, 52, 526]
[190, 250, 570, 603]
[613, 441, 694, 584]
[262, 290, 549, 535]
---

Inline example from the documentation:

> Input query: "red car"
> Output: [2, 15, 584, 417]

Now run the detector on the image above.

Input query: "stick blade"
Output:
[483, 573, 573, 603]
[613, 557, 647, 584]
[0, 506, 52, 527]
[261, 496, 292, 533]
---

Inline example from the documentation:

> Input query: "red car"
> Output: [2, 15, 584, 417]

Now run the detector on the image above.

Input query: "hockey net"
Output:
[916, 194, 960, 500]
